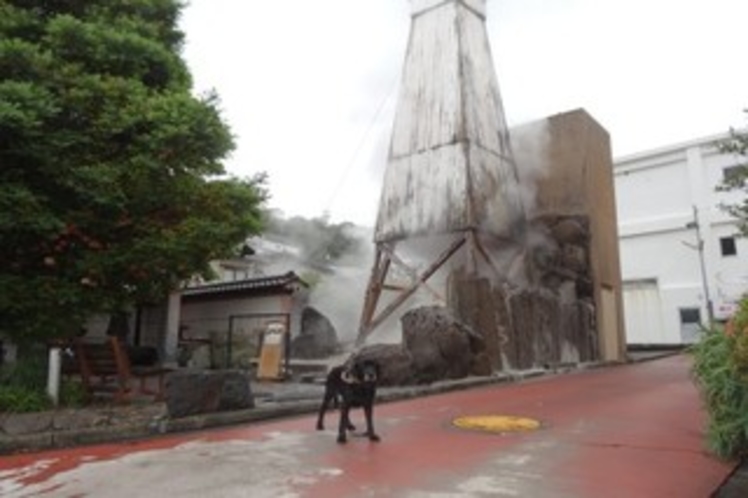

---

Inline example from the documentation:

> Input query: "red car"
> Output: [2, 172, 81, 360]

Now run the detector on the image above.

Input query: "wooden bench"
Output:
[72, 337, 172, 403]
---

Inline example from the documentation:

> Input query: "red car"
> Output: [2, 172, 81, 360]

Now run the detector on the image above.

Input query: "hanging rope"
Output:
[323, 76, 400, 217]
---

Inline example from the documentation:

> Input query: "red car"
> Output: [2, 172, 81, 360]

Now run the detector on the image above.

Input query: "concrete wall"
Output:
[180, 295, 291, 338]
[516, 109, 626, 361]
[615, 133, 747, 344]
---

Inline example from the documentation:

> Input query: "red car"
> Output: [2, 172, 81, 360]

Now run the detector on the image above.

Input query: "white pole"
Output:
[47, 346, 61, 406]
[165, 291, 181, 364]
[690, 206, 716, 325]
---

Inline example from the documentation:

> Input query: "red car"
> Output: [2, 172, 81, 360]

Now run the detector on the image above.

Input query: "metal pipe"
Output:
[687, 205, 715, 325]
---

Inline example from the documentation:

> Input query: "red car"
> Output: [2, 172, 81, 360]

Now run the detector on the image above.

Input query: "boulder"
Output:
[349, 343, 415, 386]
[550, 218, 588, 245]
[291, 307, 340, 359]
[164, 370, 254, 418]
[350, 307, 490, 386]
[401, 306, 480, 384]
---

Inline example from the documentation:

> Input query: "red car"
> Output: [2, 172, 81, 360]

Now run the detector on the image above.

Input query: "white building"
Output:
[615, 133, 748, 346]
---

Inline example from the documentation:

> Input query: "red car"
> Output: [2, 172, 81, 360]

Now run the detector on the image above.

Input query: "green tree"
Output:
[0, 0, 266, 343]
[717, 113, 748, 235]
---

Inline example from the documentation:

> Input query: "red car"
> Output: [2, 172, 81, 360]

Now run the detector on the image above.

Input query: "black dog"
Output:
[316, 359, 381, 444]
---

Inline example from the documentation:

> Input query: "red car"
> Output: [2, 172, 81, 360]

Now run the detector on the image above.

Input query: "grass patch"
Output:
[0, 346, 87, 413]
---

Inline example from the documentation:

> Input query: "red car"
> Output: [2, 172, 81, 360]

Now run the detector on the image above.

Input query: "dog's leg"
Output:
[342, 406, 356, 431]
[316, 389, 333, 431]
[363, 402, 380, 442]
[333, 393, 356, 430]
[337, 403, 350, 444]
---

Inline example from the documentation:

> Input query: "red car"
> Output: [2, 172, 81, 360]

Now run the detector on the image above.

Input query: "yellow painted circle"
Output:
[452, 415, 541, 433]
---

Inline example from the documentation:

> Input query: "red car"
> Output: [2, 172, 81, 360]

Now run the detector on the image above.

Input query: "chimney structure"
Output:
[358, 0, 525, 343]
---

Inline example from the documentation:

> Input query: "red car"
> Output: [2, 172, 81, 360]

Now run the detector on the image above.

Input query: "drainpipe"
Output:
[685, 205, 715, 326]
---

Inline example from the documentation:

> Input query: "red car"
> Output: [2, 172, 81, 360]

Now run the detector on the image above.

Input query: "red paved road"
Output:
[0, 355, 733, 497]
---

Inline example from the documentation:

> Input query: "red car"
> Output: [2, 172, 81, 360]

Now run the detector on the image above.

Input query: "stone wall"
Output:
[0, 404, 168, 453]
[448, 215, 599, 371]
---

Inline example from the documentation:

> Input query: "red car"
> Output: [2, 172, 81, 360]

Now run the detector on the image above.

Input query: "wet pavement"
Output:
[0, 355, 735, 497]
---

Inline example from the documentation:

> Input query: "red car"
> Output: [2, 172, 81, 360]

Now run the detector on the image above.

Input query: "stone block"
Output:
[165, 370, 254, 419]
[2, 411, 53, 436]
[52, 408, 108, 431]
[0, 432, 53, 454]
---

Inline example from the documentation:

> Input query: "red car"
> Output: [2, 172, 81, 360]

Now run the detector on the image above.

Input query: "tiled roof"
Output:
[181, 271, 307, 298]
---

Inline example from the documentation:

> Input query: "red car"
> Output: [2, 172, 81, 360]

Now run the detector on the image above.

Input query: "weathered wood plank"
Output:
[375, 0, 523, 242]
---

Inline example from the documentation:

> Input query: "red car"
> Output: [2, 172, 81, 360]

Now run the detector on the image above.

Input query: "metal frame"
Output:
[356, 229, 504, 345]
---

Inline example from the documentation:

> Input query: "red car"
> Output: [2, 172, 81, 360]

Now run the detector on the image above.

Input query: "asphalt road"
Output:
[0, 355, 733, 497]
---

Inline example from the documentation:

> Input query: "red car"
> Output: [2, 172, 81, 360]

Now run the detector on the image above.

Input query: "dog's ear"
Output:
[340, 369, 356, 384]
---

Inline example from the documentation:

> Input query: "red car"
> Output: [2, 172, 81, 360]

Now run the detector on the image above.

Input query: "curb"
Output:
[0, 354, 676, 455]
[712, 459, 748, 497]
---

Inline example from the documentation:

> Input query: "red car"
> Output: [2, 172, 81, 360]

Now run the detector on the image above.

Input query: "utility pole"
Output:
[685, 205, 715, 325]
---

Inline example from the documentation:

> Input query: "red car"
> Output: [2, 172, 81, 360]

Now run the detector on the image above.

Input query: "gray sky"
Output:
[180, 0, 748, 227]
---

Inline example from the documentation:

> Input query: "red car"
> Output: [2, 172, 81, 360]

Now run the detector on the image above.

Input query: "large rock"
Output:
[401, 306, 483, 384]
[550, 217, 589, 245]
[350, 307, 490, 386]
[291, 307, 340, 359]
[164, 370, 254, 418]
[349, 343, 415, 386]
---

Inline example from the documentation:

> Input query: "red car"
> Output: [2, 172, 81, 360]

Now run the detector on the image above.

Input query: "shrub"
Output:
[0, 349, 52, 413]
[728, 297, 748, 373]
[0, 346, 87, 413]
[691, 297, 748, 460]
[59, 379, 87, 408]
[0, 349, 48, 391]
[0, 385, 52, 413]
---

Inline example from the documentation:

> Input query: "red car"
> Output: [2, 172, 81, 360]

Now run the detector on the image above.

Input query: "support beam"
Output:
[357, 247, 390, 337]
[356, 236, 466, 345]
[382, 244, 446, 304]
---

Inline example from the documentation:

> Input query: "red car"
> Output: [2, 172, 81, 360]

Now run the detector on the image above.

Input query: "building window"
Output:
[720, 237, 737, 257]
[680, 308, 701, 325]
[723, 165, 745, 183]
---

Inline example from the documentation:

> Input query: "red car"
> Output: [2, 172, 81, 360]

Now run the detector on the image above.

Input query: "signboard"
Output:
[257, 321, 287, 380]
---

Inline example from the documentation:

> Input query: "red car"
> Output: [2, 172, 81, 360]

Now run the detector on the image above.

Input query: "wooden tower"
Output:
[357, 0, 525, 344]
